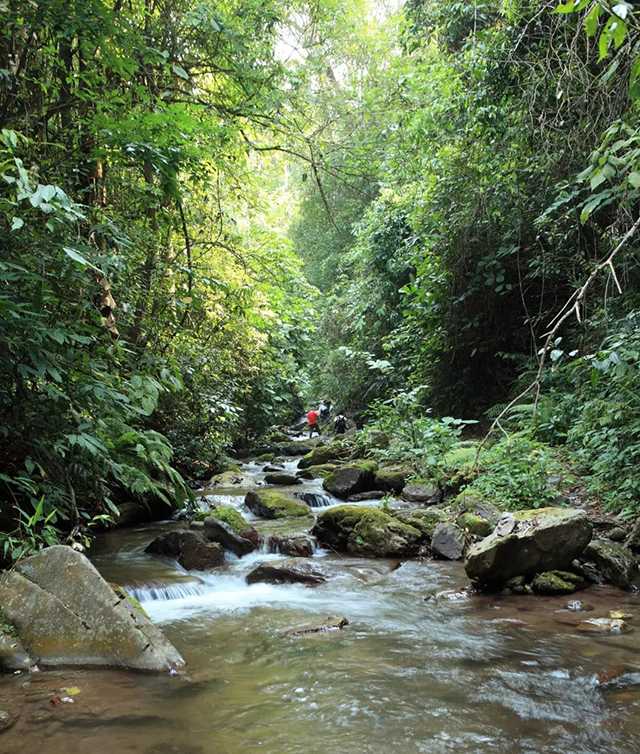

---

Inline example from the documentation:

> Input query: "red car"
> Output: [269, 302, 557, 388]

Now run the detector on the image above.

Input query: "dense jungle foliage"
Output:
[2, 0, 640, 558]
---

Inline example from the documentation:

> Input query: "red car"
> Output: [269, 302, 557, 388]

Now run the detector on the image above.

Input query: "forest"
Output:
[1, 0, 640, 750]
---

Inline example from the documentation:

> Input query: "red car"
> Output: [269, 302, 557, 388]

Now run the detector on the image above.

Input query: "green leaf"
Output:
[628, 172, 640, 188]
[171, 65, 189, 80]
[554, 1, 575, 13]
[10, 217, 23, 231]
[63, 247, 99, 271]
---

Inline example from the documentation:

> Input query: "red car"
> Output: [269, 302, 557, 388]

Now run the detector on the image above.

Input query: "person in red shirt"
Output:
[307, 408, 320, 439]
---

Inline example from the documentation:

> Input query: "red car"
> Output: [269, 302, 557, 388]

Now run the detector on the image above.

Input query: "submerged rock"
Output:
[374, 466, 412, 494]
[401, 481, 440, 504]
[531, 570, 587, 595]
[464, 507, 593, 588]
[0, 546, 184, 671]
[146, 529, 225, 570]
[282, 615, 349, 636]
[323, 462, 377, 499]
[431, 523, 466, 560]
[244, 490, 311, 519]
[312, 505, 421, 557]
[582, 540, 638, 590]
[246, 558, 333, 586]
[264, 472, 302, 486]
[577, 617, 633, 634]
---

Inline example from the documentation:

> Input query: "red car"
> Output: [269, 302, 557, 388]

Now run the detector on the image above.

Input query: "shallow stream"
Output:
[2, 455, 640, 753]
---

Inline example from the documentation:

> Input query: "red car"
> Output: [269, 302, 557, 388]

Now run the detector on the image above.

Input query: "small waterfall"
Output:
[125, 581, 210, 602]
[296, 492, 334, 508]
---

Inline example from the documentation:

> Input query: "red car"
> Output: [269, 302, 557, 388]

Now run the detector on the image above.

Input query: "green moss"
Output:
[457, 512, 491, 538]
[394, 508, 448, 538]
[109, 583, 151, 620]
[531, 570, 585, 595]
[257, 453, 275, 462]
[304, 463, 338, 478]
[355, 460, 377, 474]
[351, 508, 420, 555]
[206, 506, 249, 535]
[245, 490, 311, 519]
[0, 610, 19, 641]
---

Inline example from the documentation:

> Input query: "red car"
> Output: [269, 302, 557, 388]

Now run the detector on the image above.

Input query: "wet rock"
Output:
[608, 527, 627, 543]
[531, 570, 588, 595]
[0, 546, 184, 671]
[577, 617, 633, 634]
[295, 469, 316, 480]
[609, 610, 634, 620]
[323, 462, 377, 499]
[264, 472, 302, 486]
[456, 512, 492, 539]
[246, 558, 333, 586]
[297, 464, 338, 479]
[282, 442, 317, 457]
[431, 523, 466, 560]
[464, 507, 593, 588]
[374, 466, 412, 494]
[393, 508, 448, 540]
[583, 540, 638, 590]
[189, 520, 205, 530]
[312, 505, 421, 558]
[266, 534, 315, 557]
[282, 615, 349, 636]
[203, 517, 255, 557]
[0, 626, 36, 672]
[146, 529, 225, 570]
[425, 588, 473, 602]
[298, 444, 347, 469]
[0, 709, 16, 732]
[565, 600, 594, 612]
[244, 490, 311, 519]
[625, 517, 640, 554]
[402, 481, 440, 504]
[347, 491, 385, 502]
[209, 470, 250, 487]
[295, 492, 334, 508]
[204, 506, 259, 546]
[263, 464, 285, 472]
[257, 453, 275, 462]
[113, 501, 156, 528]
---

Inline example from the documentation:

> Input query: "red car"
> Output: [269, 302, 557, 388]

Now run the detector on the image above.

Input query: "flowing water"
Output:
[2, 456, 640, 754]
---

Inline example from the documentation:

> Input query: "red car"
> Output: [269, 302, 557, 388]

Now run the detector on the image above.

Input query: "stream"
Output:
[2, 452, 640, 753]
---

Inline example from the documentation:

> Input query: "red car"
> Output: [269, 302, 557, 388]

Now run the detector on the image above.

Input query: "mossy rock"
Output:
[244, 490, 312, 519]
[298, 463, 338, 479]
[374, 466, 413, 493]
[402, 478, 440, 504]
[393, 508, 448, 540]
[257, 453, 275, 462]
[583, 540, 638, 590]
[323, 462, 377, 499]
[457, 512, 492, 539]
[298, 444, 348, 470]
[312, 505, 421, 557]
[206, 506, 250, 536]
[531, 571, 587, 595]
[110, 583, 151, 620]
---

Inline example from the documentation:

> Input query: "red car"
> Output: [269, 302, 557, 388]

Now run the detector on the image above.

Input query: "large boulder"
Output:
[265, 534, 315, 557]
[402, 480, 440, 504]
[244, 490, 311, 519]
[323, 462, 377, 499]
[583, 540, 638, 590]
[204, 506, 259, 548]
[393, 508, 448, 540]
[431, 523, 466, 560]
[145, 529, 225, 570]
[374, 466, 412, 494]
[455, 490, 501, 527]
[464, 508, 593, 588]
[0, 546, 184, 671]
[246, 558, 334, 586]
[457, 512, 492, 539]
[312, 505, 421, 558]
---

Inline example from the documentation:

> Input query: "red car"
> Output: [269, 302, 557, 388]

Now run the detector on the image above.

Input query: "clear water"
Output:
[2, 462, 640, 754]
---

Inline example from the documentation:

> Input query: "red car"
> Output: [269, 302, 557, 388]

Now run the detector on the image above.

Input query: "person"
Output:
[333, 412, 347, 435]
[307, 407, 320, 438]
[319, 400, 331, 422]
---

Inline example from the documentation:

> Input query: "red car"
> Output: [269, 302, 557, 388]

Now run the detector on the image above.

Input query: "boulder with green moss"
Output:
[207, 506, 258, 544]
[323, 461, 377, 499]
[204, 516, 257, 557]
[457, 512, 492, 539]
[531, 570, 587, 595]
[297, 463, 339, 479]
[298, 444, 348, 469]
[455, 490, 501, 527]
[464, 508, 593, 588]
[393, 508, 448, 540]
[312, 505, 421, 557]
[244, 490, 312, 519]
[402, 479, 441, 504]
[582, 540, 638, 590]
[374, 466, 413, 494]
[257, 453, 275, 462]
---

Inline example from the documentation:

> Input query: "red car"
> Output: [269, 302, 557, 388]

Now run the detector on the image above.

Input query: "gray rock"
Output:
[583, 540, 638, 590]
[464, 507, 593, 588]
[146, 529, 225, 570]
[264, 473, 302, 486]
[0, 546, 184, 671]
[608, 526, 627, 542]
[203, 517, 255, 557]
[266, 534, 315, 557]
[323, 464, 376, 499]
[282, 615, 348, 636]
[246, 558, 334, 586]
[374, 466, 412, 493]
[402, 482, 440, 504]
[0, 627, 36, 671]
[347, 491, 385, 502]
[531, 570, 587, 595]
[431, 523, 466, 560]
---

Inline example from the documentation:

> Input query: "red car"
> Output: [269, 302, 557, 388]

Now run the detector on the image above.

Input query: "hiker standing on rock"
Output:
[307, 407, 321, 439]
[333, 412, 347, 435]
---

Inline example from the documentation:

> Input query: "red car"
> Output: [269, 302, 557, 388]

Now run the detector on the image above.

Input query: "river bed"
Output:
[1, 457, 640, 753]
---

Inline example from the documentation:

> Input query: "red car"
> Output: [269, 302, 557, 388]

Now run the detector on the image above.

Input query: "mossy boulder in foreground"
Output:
[0, 546, 184, 671]
[531, 570, 588, 595]
[244, 490, 312, 519]
[464, 508, 593, 588]
[312, 505, 421, 557]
